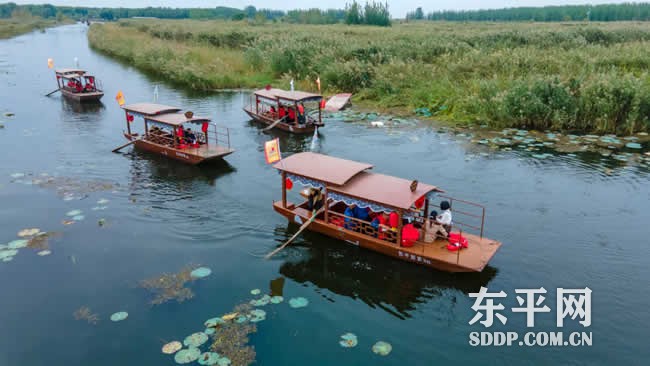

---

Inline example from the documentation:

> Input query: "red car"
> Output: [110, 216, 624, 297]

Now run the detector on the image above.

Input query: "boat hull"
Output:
[243, 108, 323, 134]
[273, 201, 501, 273]
[61, 89, 104, 102]
[124, 134, 234, 165]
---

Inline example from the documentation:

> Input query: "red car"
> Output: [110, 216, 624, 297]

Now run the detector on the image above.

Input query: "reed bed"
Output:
[88, 19, 650, 133]
[0, 15, 68, 39]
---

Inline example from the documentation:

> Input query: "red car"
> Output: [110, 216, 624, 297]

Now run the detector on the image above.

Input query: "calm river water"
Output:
[0, 24, 649, 365]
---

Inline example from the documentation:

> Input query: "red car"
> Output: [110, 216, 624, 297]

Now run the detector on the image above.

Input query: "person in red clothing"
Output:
[287, 107, 296, 123]
[278, 105, 286, 120]
[371, 211, 390, 240]
[401, 219, 420, 247]
[389, 211, 399, 231]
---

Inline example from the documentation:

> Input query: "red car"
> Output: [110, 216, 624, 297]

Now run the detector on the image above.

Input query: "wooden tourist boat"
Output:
[54, 69, 104, 102]
[273, 152, 502, 272]
[119, 103, 234, 165]
[244, 88, 325, 134]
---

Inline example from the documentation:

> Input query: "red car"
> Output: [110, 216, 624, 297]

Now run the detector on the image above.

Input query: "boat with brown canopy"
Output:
[272, 152, 502, 272]
[54, 69, 104, 102]
[244, 88, 325, 134]
[119, 103, 234, 165]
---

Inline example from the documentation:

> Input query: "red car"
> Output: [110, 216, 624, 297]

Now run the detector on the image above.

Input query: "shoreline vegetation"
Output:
[88, 19, 650, 135]
[0, 14, 71, 39]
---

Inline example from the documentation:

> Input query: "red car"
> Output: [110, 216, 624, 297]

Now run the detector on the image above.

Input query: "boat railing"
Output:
[95, 79, 103, 92]
[208, 123, 231, 149]
[432, 195, 487, 238]
[327, 211, 398, 244]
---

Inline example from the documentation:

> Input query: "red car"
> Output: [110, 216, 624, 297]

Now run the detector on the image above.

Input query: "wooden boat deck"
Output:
[183, 144, 234, 158]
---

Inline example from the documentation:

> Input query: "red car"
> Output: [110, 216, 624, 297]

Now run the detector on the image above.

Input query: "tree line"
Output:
[0, 2, 390, 26]
[408, 3, 650, 22]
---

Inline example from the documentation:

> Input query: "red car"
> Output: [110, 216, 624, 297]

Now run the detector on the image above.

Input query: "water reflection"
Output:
[275, 224, 497, 320]
[60, 98, 105, 115]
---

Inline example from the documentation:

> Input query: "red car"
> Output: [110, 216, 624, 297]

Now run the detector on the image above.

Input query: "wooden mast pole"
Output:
[323, 188, 329, 222]
[397, 210, 403, 246]
[125, 110, 131, 136]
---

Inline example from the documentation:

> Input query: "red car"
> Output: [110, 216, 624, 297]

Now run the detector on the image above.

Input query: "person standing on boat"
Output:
[436, 201, 453, 235]
[297, 103, 306, 125]
[287, 107, 296, 124]
[371, 211, 390, 239]
[344, 204, 358, 230]
[307, 187, 324, 213]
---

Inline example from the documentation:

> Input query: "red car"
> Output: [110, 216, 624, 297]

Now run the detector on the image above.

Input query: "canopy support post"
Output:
[397, 210, 403, 246]
[423, 198, 430, 236]
[125, 110, 131, 136]
[281, 171, 287, 208]
[323, 188, 329, 223]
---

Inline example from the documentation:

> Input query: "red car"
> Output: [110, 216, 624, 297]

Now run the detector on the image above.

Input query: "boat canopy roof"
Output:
[122, 103, 182, 116]
[274, 152, 373, 186]
[274, 152, 444, 210]
[255, 88, 322, 103]
[329, 171, 443, 210]
[145, 112, 211, 126]
[55, 68, 88, 77]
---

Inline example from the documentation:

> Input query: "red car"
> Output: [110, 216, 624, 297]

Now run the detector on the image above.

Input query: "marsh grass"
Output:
[89, 19, 650, 133]
[0, 14, 69, 39]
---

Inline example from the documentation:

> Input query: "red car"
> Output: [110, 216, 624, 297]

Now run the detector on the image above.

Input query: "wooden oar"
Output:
[112, 138, 139, 153]
[45, 88, 60, 97]
[262, 116, 286, 132]
[265, 208, 324, 259]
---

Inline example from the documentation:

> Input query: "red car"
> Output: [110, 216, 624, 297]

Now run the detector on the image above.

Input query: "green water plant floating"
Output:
[0, 249, 18, 262]
[205, 317, 226, 328]
[339, 333, 358, 348]
[372, 341, 392, 356]
[162, 341, 183, 354]
[8, 239, 28, 249]
[625, 142, 642, 149]
[184, 332, 209, 348]
[110, 311, 128, 322]
[72, 215, 85, 221]
[205, 327, 216, 335]
[270, 296, 284, 304]
[289, 297, 309, 308]
[66, 209, 82, 217]
[10, 173, 25, 178]
[2, 257, 13, 262]
[190, 267, 212, 279]
[249, 309, 266, 322]
[174, 347, 201, 364]
[235, 315, 249, 324]
[37, 250, 51, 256]
[97, 198, 110, 205]
[198, 352, 221, 365]
[250, 289, 261, 295]
[216, 356, 231, 366]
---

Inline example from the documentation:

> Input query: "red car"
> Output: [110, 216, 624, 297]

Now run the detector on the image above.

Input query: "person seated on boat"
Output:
[184, 127, 197, 145]
[287, 107, 296, 124]
[437, 201, 453, 234]
[269, 106, 276, 116]
[307, 187, 324, 213]
[344, 204, 358, 231]
[427, 210, 448, 239]
[297, 103, 306, 125]
[74, 80, 83, 93]
[353, 205, 370, 222]
[401, 218, 420, 247]
[371, 211, 390, 239]
[278, 105, 286, 120]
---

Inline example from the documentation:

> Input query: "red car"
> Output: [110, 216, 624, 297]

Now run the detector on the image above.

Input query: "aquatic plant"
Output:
[288, 297, 309, 308]
[174, 347, 201, 364]
[0, 249, 18, 260]
[27, 231, 61, 251]
[37, 250, 51, 256]
[35, 176, 117, 199]
[190, 267, 212, 279]
[339, 333, 358, 348]
[73, 306, 100, 325]
[66, 210, 82, 217]
[162, 341, 183, 354]
[371, 341, 392, 356]
[270, 296, 284, 304]
[184, 332, 209, 347]
[110, 311, 128, 322]
[205, 317, 226, 328]
[250, 289, 260, 295]
[138, 265, 201, 305]
[7, 239, 28, 249]
[198, 352, 221, 365]
[210, 303, 257, 366]
[18, 228, 40, 237]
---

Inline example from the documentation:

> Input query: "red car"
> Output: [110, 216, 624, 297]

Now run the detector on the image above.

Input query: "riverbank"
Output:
[88, 20, 650, 134]
[0, 15, 72, 39]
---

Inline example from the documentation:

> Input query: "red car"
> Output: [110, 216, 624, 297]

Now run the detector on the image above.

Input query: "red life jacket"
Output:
[389, 212, 399, 229]
[297, 104, 304, 114]
[278, 107, 286, 118]
[288, 108, 296, 120]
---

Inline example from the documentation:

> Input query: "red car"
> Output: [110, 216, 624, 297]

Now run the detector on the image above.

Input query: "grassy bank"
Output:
[0, 14, 70, 39]
[88, 20, 650, 134]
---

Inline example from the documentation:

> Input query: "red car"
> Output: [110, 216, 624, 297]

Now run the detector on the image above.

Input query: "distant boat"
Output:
[120, 103, 234, 165]
[272, 152, 502, 272]
[54, 69, 104, 103]
[244, 88, 325, 134]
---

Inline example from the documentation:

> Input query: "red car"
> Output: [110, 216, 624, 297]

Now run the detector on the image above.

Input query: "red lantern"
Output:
[285, 178, 293, 190]
[126, 114, 134, 122]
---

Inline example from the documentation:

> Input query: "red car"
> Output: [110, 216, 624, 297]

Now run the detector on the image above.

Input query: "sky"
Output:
[11, 0, 635, 18]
